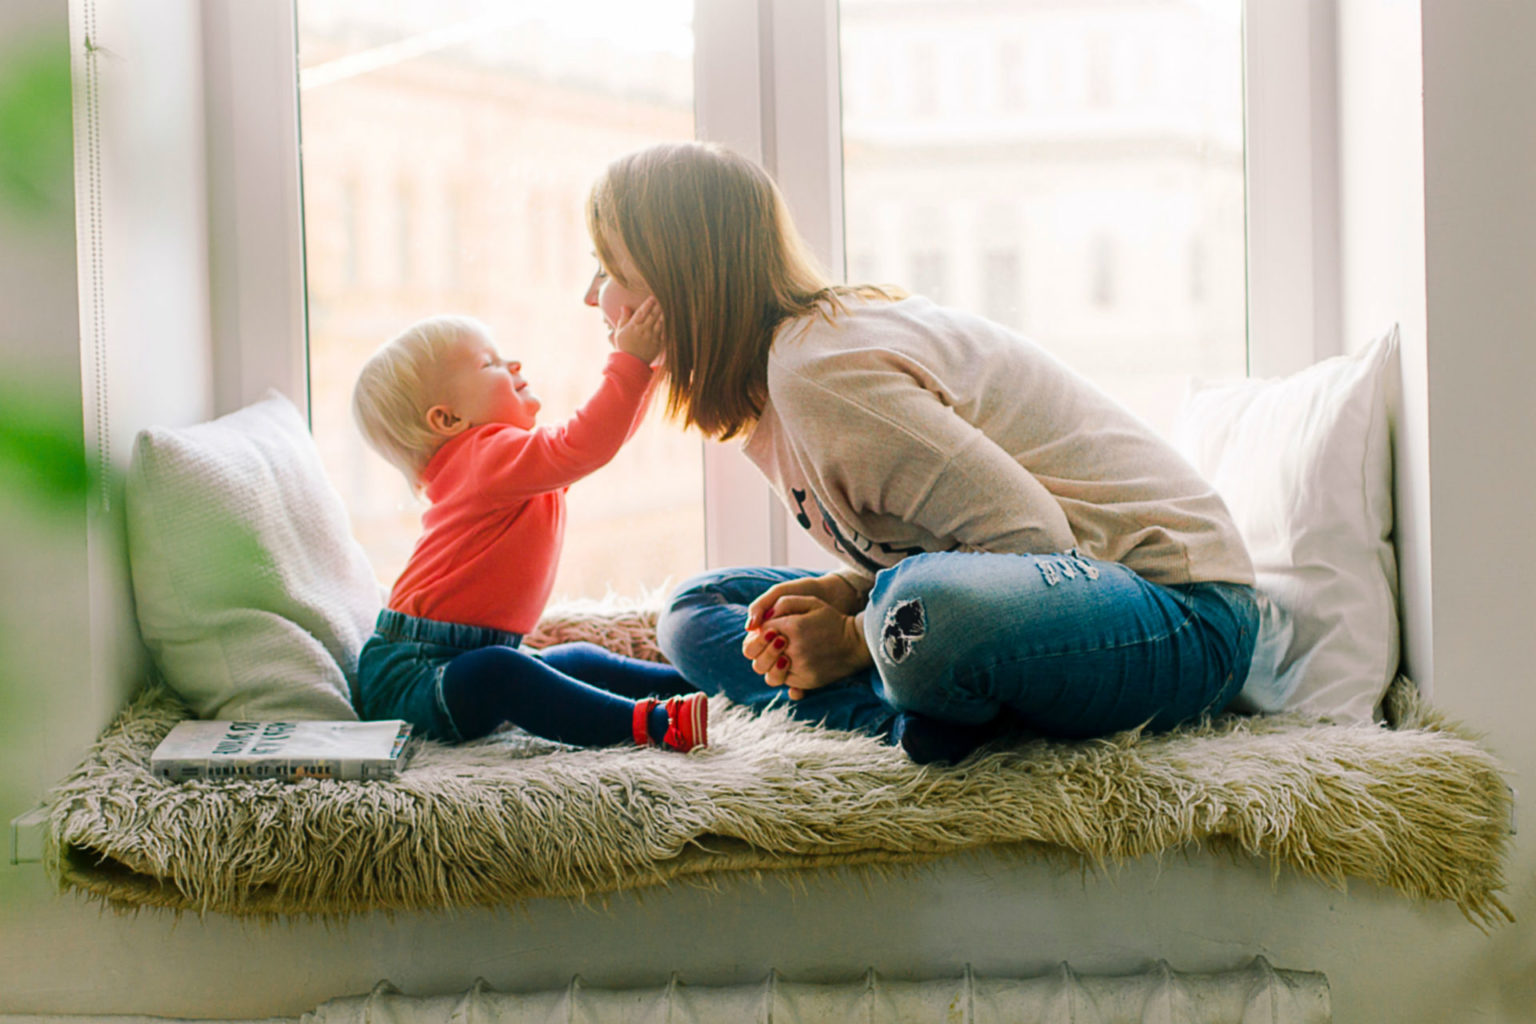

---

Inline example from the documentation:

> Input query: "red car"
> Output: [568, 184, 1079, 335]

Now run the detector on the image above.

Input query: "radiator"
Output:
[302, 958, 1329, 1024]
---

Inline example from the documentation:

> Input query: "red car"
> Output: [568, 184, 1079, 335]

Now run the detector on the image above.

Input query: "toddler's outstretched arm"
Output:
[455, 318, 659, 497]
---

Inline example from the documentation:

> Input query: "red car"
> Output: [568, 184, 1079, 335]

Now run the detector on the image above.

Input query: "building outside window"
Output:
[840, 0, 1246, 436]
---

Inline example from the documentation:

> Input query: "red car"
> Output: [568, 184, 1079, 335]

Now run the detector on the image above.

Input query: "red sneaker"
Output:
[632, 698, 659, 747]
[662, 693, 709, 752]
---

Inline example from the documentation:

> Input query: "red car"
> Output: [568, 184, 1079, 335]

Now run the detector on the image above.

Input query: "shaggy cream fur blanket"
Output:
[46, 604, 1513, 925]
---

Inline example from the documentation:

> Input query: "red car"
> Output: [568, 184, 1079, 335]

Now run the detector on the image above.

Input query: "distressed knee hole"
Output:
[1035, 548, 1102, 587]
[881, 598, 926, 663]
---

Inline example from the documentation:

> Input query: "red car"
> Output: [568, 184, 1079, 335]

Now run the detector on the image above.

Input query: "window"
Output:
[208, 0, 1333, 574]
[295, 0, 703, 599]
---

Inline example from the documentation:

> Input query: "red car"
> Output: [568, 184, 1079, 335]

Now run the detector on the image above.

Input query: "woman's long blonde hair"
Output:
[587, 142, 899, 440]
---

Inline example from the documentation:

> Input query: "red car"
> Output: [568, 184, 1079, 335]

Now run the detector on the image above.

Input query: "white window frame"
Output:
[206, 0, 1339, 573]
[1242, 0, 1341, 376]
[202, 1, 309, 418]
[693, 0, 845, 571]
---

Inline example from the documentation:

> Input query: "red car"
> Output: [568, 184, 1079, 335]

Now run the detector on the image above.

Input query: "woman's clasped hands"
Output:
[742, 572, 875, 699]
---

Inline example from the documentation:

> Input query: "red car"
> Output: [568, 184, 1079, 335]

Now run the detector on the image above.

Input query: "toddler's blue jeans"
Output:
[356, 610, 692, 744]
[656, 551, 1258, 741]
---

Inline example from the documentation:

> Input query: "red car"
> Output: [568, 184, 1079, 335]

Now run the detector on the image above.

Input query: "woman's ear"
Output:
[425, 404, 468, 437]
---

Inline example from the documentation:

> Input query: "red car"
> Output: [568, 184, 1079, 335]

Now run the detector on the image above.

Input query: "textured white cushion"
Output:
[1172, 328, 1400, 724]
[125, 391, 381, 720]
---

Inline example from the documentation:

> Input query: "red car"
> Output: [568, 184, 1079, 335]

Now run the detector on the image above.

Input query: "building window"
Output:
[998, 38, 1027, 112]
[395, 182, 414, 285]
[1091, 234, 1116, 309]
[983, 248, 1022, 330]
[340, 181, 359, 287]
[911, 41, 939, 118]
[1189, 235, 1206, 304]
[910, 250, 948, 304]
[443, 185, 463, 290]
[1086, 32, 1114, 108]
[848, 249, 879, 287]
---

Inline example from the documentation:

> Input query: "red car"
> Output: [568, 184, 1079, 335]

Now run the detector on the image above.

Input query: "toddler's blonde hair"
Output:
[352, 314, 489, 486]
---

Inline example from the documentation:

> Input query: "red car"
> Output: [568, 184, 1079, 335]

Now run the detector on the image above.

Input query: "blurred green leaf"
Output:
[0, 42, 73, 218]
[0, 384, 89, 506]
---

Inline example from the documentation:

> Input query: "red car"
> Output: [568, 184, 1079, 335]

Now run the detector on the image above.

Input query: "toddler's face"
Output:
[437, 331, 541, 431]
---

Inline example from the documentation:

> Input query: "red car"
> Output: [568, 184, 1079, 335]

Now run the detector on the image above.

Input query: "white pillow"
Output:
[125, 391, 382, 720]
[1172, 328, 1400, 724]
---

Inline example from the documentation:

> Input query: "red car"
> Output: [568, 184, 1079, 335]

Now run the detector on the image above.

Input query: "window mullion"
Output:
[1243, 0, 1341, 376]
[695, 0, 792, 570]
[203, 1, 309, 419]
[767, 0, 846, 285]
[766, 0, 844, 572]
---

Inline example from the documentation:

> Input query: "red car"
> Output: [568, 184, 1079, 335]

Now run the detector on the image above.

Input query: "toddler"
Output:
[351, 299, 707, 752]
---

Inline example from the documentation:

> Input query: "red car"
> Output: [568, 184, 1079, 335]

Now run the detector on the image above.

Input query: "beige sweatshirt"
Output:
[741, 296, 1255, 592]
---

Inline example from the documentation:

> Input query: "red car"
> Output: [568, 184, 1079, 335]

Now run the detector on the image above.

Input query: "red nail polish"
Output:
[773, 637, 786, 649]
[764, 630, 778, 643]
[776, 656, 788, 669]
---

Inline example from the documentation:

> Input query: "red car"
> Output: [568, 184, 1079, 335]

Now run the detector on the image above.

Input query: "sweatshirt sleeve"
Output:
[450, 351, 654, 500]
[775, 350, 1078, 557]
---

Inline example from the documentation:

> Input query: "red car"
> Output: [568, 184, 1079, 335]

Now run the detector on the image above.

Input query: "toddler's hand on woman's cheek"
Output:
[613, 296, 665, 365]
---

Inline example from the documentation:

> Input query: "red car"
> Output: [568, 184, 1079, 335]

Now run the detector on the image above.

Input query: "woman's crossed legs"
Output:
[657, 551, 1258, 761]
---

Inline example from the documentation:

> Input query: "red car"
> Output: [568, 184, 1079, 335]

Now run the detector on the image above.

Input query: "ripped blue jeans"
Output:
[656, 551, 1258, 740]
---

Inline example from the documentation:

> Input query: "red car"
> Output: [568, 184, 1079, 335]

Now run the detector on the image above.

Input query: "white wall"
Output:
[1414, 0, 1536, 1013]
[1332, 7, 1536, 1020]
[4, 1, 1535, 1021]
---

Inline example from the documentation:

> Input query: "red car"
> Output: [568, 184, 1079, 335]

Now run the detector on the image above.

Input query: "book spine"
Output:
[151, 759, 398, 782]
[152, 760, 209, 784]
[353, 759, 404, 782]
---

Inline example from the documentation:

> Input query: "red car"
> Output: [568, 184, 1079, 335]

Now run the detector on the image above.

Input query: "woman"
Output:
[582, 141, 1259, 764]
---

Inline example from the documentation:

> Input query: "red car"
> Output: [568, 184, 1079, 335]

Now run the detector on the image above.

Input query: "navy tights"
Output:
[440, 641, 696, 746]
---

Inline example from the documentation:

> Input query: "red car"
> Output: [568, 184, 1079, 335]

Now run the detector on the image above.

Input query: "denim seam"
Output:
[1196, 616, 1256, 718]
[700, 568, 822, 593]
[982, 606, 1199, 665]
[432, 662, 467, 743]
[922, 609, 1203, 720]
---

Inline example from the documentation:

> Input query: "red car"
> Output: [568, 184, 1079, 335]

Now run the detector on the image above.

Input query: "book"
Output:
[150, 719, 416, 783]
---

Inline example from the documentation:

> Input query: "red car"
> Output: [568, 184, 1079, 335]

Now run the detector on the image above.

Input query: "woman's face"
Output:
[584, 233, 653, 346]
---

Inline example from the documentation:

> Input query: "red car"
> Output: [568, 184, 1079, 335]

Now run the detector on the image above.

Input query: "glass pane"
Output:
[297, 0, 701, 600]
[840, 0, 1247, 436]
